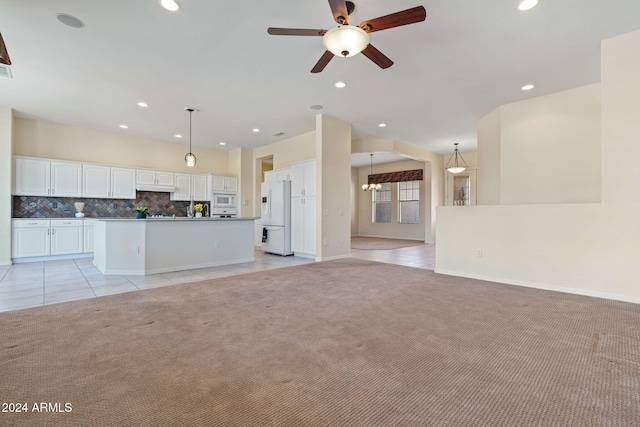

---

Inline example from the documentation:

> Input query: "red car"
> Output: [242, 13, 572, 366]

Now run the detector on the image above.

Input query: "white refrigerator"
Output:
[260, 180, 293, 255]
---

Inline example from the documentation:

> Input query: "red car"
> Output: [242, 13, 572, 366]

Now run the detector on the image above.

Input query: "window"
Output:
[372, 183, 391, 223]
[398, 180, 420, 224]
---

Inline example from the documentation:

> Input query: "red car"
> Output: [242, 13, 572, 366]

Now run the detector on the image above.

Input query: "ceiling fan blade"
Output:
[361, 44, 393, 69]
[267, 28, 327, 36]
[311, 50, 334, 73]
[328, 0, 349, 25]
[359, 6, 427, 33]
[0, 32, 11, 65]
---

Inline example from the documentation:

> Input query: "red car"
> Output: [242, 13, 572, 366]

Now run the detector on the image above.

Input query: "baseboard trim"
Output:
[320, 254, 352, 262]
[434, 269, 640, 305]
[13, 253, 93, 264]
[356, 234, 425, 242]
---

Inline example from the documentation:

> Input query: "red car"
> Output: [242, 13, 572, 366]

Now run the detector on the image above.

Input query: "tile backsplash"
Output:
[12, 192, 209, 218]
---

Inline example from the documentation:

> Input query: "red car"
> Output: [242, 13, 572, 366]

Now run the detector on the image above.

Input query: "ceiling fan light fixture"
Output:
[160, 0, 180, 12]
[322, 25, 370, 58]
[518, 0, 539, 11]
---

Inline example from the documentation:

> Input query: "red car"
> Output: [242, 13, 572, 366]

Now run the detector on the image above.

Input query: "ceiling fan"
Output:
[267, 1, 426, 73]
[0, 32, 11, 65]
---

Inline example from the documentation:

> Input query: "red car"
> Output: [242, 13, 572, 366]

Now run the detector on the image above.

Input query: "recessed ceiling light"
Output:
[252, 128, 260, 133]
[137, 102, 148, 108]
[160, 0, 180, 12]
[518, 0, 539, 11]
[56, 13, 85, 28]
[119, 124, 128, 129]
[521, 84, 535, 91]
[378, 123, 387, 128]
[219, 142, 226, 146]
[335, 81, 346, 88]
[175, 134, 182, 138]
[310, 105, 324, 110]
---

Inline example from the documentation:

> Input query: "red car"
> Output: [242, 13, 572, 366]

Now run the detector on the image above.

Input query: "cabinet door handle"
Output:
[47, 229, 50, 235]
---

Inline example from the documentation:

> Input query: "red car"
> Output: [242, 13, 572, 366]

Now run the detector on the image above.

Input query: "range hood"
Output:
[136, 184, 176, 192]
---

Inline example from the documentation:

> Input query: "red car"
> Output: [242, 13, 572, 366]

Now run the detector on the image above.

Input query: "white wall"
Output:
[501, 84, 601, 204]
[477, 85, 601, 205]
[436, 29, 640, 304]
[477, 109, 501, 205]
[0, 107, 13, 265]
[317, 115, 352, 261]
[14, 118, 230, 174]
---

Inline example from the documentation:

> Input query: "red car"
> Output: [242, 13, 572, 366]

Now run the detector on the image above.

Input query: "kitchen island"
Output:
[93, 217, 255, 275]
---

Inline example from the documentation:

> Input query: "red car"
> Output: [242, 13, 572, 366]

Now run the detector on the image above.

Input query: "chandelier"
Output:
[362, 154, 382, 191]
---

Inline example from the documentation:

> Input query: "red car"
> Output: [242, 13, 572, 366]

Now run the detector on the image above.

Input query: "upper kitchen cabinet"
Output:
[192, 174, 208, 200]
[136, 169, 175, 186]
[264, 168, 290, 183]
[290, 160, 316, 198]
[210, 175, 238, 192]
[172, 173, 208, 201]
[13, 157, 82, 197]
[82, 164, 136, 199]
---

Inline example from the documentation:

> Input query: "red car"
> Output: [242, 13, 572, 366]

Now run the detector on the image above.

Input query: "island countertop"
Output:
[93, 217, 256, 275]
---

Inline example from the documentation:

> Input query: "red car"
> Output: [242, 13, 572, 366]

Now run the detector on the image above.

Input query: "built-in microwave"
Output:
[212, 193, 236, 208]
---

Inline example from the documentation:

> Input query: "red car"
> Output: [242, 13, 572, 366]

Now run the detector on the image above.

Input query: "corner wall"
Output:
[436, 29, 640, 303]
[0, 107, 13, 265]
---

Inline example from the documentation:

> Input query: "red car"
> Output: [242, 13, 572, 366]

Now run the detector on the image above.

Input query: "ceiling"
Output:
[1, 0, 639, 164]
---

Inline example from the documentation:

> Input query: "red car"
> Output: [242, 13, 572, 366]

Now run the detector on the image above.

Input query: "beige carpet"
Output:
[1, 259, 639, 426]
[351, 236, 425, 250]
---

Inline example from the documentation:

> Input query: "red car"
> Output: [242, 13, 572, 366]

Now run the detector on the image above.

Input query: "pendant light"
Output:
[362, 154, 382, 191]
[446, 143, 467, 174]
[184, 107, 197, 167]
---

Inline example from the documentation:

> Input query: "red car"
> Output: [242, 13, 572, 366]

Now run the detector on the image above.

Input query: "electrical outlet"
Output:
[323, 209, 329, 217]
[112, 203, 117, 209]
[52, 202, 58, 208]
[323, 238, 329, 247]
[476, 249, 483, 258]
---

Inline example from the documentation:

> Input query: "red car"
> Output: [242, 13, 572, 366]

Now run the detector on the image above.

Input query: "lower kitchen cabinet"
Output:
[291, 196, 316, 258]
[12, 220, 51, 258]
[12, 219, 87, 258]
[51, 220, 84, 255]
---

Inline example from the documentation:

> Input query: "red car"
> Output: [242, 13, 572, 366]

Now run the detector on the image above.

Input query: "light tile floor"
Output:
[0, 241, 435, 313]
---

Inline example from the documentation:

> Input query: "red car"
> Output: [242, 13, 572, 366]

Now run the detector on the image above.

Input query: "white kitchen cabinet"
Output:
[172, 173, 192, 201]
[12, 219, 84, 258]
[12, 220, 51, 258]
[171, 173, 208, 201]
[83, 165, 135, 199]
[264, 168, 290, 183]
[111, 167, 136, 199]
[50, 219, 83, 255]
[192, 174, 208, 200]
[291, 196, 316, 258]
[13, 157, 82, 197]
[83, 220, 95, 253]
[210, 175, 238, 192]
[290, 160, 316, 198]
[82, 164, 110, 198]
[51, 161, 83, 197]
[136, 169, 175, 186]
